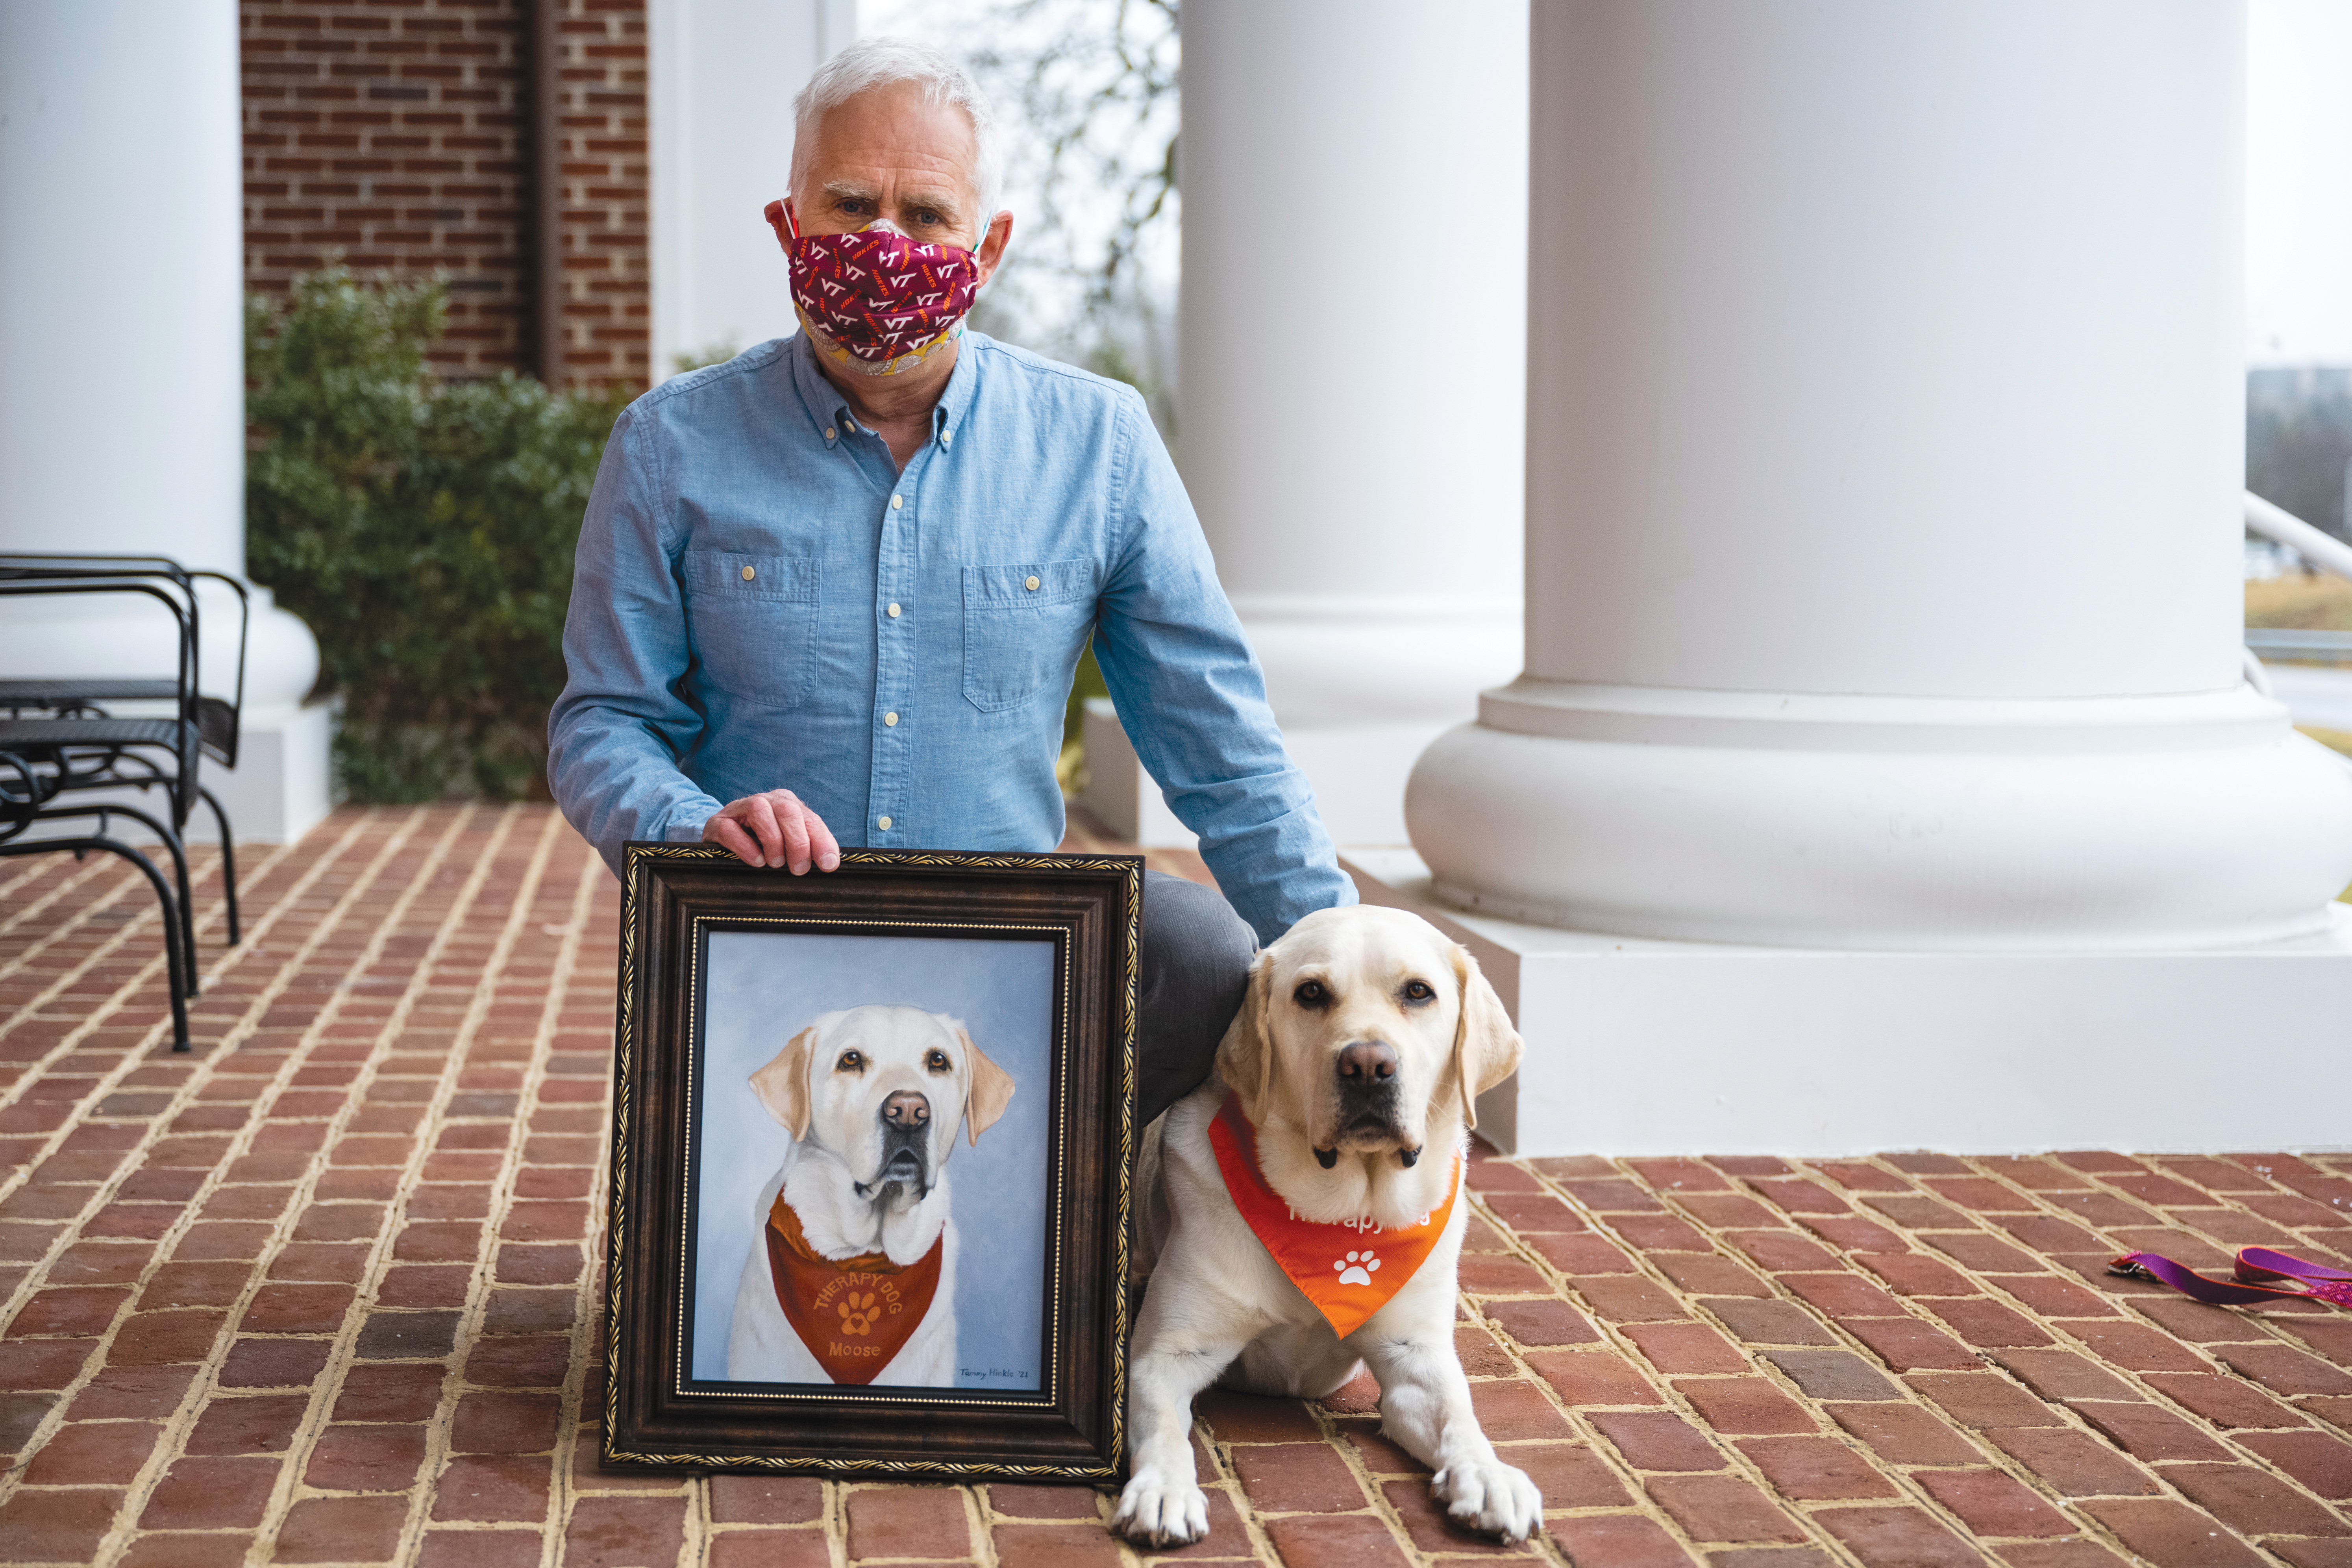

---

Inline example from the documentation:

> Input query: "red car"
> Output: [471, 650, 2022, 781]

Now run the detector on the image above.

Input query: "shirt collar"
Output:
[787, 328, 982, 449]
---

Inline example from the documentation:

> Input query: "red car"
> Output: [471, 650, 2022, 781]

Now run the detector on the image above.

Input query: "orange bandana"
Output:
[1207, 1095, 1460, 1338]
[764, 1192, 943, 1385]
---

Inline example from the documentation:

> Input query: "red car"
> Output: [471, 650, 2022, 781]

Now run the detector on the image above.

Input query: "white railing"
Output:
[2246, 491, 2352, 581]
[2245, 491, 2352, 771]
[2246, 628, 2352, 661]
[2243, 643, 2274, 698]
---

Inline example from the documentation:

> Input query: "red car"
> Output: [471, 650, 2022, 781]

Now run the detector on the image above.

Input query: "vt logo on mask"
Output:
[764, 199, 981, 377]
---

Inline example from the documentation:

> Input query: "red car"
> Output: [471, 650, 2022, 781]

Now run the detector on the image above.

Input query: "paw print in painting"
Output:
[1333, 1250, 1380, 1287]
[837, 1290, 881, 1336]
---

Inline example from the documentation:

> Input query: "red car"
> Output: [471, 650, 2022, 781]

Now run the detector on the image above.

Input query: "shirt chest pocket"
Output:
[683, 550, 821, 711]
[962, 560, 1099, 713]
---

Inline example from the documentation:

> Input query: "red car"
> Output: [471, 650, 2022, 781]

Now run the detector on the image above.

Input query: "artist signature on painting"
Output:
[959, 1366, 1032, 1382]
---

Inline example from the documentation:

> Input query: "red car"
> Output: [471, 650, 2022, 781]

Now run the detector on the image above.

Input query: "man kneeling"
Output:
[549, 35, 1357, 1133]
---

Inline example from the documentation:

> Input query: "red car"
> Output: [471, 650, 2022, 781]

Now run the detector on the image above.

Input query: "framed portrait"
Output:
[601, 843, 1141, 1480]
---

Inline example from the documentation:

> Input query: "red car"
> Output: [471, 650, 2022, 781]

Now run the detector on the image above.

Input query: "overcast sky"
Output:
[2249, 0, 2352, 365]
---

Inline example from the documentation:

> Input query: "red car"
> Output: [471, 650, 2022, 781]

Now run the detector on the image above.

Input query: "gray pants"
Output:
[1137, 869, 1257, 1126]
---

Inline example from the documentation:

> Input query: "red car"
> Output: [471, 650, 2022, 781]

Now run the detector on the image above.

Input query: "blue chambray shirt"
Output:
[547, 330, 1355, 944]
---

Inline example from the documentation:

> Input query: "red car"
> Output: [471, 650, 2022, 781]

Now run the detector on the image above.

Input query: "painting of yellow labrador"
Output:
[688, 931, 1053, 1393]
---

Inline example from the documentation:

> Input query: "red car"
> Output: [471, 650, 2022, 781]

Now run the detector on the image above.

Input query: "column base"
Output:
[1078, 605, 1521, 850]
[1076, 698, 1455, 848]
[1410, 680, 2352, 950]
[1347, 848, 2352, 1157]
[200, 700, 334, 844]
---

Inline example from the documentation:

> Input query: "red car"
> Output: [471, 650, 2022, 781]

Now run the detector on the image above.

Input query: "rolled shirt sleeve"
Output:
[1091, 391, 1357, 944]
[547, 407, 727, 872]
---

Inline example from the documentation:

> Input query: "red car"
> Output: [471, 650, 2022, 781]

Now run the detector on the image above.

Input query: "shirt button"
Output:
[740, 565, 756, 581]
[884, 712, 899, 726]
[890, 494, 904, 510]
[1025, 575, 1041, 591]
[824, 426, 837, 441]
[877, 815, 893, 831]
[886, 603, 901, 618]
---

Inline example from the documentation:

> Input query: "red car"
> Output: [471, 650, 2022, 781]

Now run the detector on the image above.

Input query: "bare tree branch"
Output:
[883, 0, 1181, 429]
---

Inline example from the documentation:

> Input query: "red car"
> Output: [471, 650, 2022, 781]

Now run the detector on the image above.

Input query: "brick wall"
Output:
[540, 0, 651, 389]
[241, 0, 648, 391]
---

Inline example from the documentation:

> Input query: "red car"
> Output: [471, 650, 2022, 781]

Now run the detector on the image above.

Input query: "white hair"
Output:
[790, 36, 1004, 226]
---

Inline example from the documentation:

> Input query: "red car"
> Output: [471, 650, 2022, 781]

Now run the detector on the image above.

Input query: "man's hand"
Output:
[702, 790, 842, 874]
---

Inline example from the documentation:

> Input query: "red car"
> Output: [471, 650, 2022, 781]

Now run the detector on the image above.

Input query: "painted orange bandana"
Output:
[1207, 1095, 1460, 1338]
[764, 1192, 942, 1385]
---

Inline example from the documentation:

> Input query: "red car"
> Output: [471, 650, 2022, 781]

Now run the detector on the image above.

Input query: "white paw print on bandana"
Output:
[1333, 1250, 1380, 1287]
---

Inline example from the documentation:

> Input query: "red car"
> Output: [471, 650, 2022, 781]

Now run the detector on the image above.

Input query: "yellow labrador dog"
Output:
[1114, 905, 1537, 1546]
[727, 1005, 1014, 1386]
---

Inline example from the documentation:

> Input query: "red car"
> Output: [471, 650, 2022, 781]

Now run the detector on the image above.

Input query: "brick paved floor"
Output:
[2, 804, 2349, 1567]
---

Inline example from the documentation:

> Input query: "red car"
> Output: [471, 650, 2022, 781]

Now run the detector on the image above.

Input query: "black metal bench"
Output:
[0, 555, 256, 1051]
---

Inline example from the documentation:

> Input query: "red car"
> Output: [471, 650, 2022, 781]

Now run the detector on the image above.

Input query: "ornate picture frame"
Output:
[602, 842, 1142, 1480]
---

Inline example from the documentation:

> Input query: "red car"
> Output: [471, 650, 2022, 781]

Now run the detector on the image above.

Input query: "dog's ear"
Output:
[749, 1025, 818, 1140]
[1447, 943, 1522, 1131]
[1214, 950, 1277, 1119]
[957, 1027, 1016, 1146]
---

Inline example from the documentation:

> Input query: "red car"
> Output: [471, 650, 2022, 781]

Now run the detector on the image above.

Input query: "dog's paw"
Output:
[1111, 1469, 1210, 1547]
[1431, 1458, 1542, 1543]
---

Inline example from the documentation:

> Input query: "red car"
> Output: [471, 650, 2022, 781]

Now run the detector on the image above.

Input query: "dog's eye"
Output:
[1293, 979, 1331, 1009]
[835, 1050, 864, 1072]
[1401, 979, 1436, 1003]
[924, 1049, 951, 1072]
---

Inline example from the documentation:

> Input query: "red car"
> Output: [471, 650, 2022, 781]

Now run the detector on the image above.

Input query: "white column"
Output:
[1352, 0, 2352, 1155]
[0, 0, 328, 844]
[1086, 0, 1528, 848]
[650, 0, 858, 380]
[1410, 0, 2352, 952]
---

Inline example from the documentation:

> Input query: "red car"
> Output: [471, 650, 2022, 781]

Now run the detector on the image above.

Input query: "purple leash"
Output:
[2108, 1246, 2352, 1309]
[2237, 1247, 2352, 1307]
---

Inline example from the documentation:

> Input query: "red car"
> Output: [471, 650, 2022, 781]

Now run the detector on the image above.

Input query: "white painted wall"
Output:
[0, 0, 328, 844]
[650, 0, 859, 379]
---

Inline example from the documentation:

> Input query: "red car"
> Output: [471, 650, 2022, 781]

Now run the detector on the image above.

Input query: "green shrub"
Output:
[246, 267, 631, 802]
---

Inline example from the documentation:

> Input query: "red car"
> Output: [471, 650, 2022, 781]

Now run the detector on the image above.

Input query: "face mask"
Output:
[764, 199, 982, 377]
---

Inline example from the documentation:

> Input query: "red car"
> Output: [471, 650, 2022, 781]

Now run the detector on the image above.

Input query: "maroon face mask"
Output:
[764, 199, 982, 374]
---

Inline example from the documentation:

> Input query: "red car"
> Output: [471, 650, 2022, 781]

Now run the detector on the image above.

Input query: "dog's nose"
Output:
[1336, 1040, 1398, 1085]
[881, 1090, 931, 1129]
